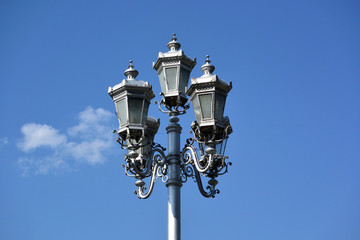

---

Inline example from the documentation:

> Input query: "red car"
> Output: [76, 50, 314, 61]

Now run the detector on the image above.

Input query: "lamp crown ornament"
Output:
[201, 55, 215, 75]
[167, 33, 181, 51]
[124, 60, 139, 80]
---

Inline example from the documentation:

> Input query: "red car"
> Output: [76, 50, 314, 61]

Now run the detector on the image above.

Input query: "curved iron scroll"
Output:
[181, 164, 219, 198]
[180, 140, 232, 198]
[154, 97, 190, 116]
[133, 147, 167, 199]
[181, 143, 213, 173]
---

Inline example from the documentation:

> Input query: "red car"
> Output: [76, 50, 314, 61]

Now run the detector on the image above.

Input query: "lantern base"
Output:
[163, 95, 188, 109]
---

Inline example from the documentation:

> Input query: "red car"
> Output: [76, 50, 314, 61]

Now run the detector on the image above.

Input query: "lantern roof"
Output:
[186, 55, 232, 96]
[153, 33, 196, 71]
[145, 116, 160, 134]
[108, 60, 155, 99]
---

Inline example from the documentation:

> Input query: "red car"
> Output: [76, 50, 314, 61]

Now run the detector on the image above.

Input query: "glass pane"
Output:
[142, 101, 149, 125]
[136, 147, 142, 155]
[179, 68, 190, 94]
[142, 140, 152, 156]
[165, 67, 178, 90]
[192, 96, 202, 122]
[199, 94, 213, 119]
[158, 69, 166, 94]
[128, 98, 144, 124]
[214, 94, 226, 121]
[125, 139, 142, 156]
[116, 99, 127, 126]
[216, 141, 223, 155]
[223, 138, 228, 155]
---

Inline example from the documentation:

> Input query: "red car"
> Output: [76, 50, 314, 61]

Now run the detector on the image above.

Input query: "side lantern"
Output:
[153, 34, 196, 108]
[108, 60, 155, 141]
[131, 116, 160, 161]
[187, 55, 232, 142]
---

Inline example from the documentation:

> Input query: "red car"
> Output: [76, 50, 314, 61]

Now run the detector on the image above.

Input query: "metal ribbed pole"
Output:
[166, 115, 182, 240]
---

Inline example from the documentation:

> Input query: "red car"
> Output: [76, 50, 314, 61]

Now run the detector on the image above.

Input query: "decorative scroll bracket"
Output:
[180, 139, 232, 198]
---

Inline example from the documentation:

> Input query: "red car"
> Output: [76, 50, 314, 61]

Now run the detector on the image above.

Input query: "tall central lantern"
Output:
[153, 34, 196, 108]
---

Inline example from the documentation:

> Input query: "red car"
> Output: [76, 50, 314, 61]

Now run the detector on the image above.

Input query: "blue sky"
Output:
[1, 0, 360, 239]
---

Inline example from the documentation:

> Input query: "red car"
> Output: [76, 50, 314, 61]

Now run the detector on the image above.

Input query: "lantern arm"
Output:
[155, 98, 171, 114]
[216, 157, 232, 176]
[123, 155, 150, 178]
[155, 97, 190, 116]
[123, 155, 136, 177]
[180, 152, 219, 198]
[124, 155, 151, 178]
[180, 138, 232, 198]
[181, 139, 213, 173]
[123, 142, 166, 178]
[192, 167, 219, 198]
[135, 146, 167, 199]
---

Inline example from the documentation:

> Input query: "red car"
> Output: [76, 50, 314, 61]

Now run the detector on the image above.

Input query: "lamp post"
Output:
[108, 34, 233, 240]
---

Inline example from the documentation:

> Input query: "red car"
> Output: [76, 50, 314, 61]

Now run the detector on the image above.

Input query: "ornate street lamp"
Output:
[108, 34, 233, 240]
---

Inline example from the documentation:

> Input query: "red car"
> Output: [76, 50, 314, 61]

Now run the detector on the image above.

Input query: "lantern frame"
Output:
[191, 116, 232, 153]
[153, 34, 196, 108]
[186, 56, 232, 140]
[125, 116, 160, 171]
[108, 61, 155, 141]
[131, 116, 160, 160]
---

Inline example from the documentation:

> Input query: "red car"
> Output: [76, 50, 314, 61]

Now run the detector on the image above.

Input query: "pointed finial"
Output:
[201, 55, 215, 75]
[167, 33, 181, 51]
[205, 55, 211, 64]
[124, 60, 139, 79]
[128, 60, 134, 68]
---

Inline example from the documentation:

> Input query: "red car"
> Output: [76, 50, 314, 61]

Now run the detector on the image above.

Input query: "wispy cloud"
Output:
[65, 107, 114, 165]
[18, 157, 69, 177]
[0, 137, 8, 148]
[67, 107, 112, 139]
[18, 123, 66, 151]
[17, 107, 115, 176]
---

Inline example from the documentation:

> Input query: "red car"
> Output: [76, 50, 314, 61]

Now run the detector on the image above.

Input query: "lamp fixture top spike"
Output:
[124, 60, 139, 80]
[167, 33, 181, 51]
[201, 55, 215, 75]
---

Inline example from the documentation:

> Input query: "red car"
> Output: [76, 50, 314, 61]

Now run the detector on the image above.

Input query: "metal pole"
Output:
[166, 115, 182, 240]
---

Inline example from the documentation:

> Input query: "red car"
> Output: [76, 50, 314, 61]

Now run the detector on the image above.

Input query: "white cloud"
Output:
[18, 157, 69, 177]
[0, 137, 8, 148]
[65, 106, 113, 164]
[18, 123, 66, 151]
[66, 139, 110, 165]
[68, 106, 113, 139]
[17, 107, 115, 175]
